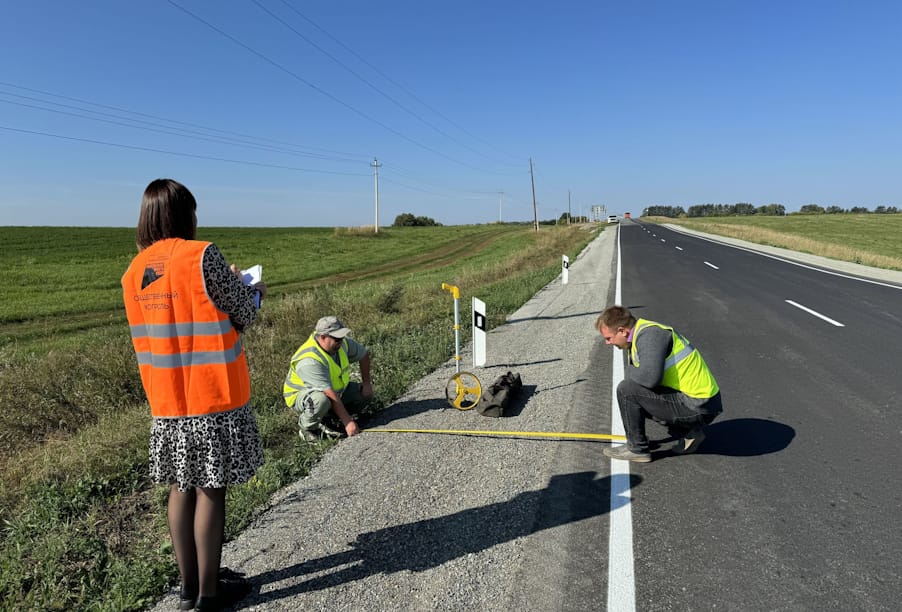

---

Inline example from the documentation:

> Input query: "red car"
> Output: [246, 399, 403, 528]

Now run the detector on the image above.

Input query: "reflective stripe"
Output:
[130, 319, 232, 339]
[663, 342, 694, 370]
[135, 338, 244, 368]
[283, 378, 305, 402]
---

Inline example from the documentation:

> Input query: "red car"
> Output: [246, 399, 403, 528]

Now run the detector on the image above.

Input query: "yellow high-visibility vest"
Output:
[630, 319, 719, 399]
[283, 334, 350, 407]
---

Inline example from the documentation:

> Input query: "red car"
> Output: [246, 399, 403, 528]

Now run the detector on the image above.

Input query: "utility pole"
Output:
[498, 191, 504, 223]
[568, 190, 571, 225]
[529, 158, 538, 232]
[371, 157, 381, 234]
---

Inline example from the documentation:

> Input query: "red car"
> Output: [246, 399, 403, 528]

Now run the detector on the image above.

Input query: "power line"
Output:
[167, 0, 498, 174]
[275, 0, 523, 165]
[0, 125, 370, 176]
[0, 80, 365, 160]
[0, 95, 365, 165]
[251, 0, 511, 168]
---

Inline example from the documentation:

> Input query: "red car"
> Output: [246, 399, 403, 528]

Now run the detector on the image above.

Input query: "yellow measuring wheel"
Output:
[442, 283, 483, 410]
[445, 371, 482, 410]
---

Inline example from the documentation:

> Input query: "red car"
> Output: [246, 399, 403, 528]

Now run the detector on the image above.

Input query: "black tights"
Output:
[168, 486, 227, 597]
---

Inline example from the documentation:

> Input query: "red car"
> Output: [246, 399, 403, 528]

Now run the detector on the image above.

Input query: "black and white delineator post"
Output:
[562, 255, 570, 285]
[441, 283, 482, 410]
[472, 296, 486, 367]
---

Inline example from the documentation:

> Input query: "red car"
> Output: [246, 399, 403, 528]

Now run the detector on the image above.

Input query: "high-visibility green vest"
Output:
[283, 334, 350, 407]
[630, 319, 719, 399]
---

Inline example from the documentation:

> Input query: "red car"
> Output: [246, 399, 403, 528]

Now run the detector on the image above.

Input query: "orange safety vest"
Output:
[121, 238, 250, 418]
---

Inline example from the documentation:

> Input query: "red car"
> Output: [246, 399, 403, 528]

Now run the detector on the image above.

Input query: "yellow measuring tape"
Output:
[367, 428, 626, 442]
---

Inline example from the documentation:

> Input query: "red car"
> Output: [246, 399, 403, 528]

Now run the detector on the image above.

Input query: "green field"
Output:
[647, 214, 902, 270]
[0, 224, 530, 348]
[0, 222, 600, 611]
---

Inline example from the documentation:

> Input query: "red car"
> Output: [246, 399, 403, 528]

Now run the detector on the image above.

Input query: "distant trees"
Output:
[636, 201, 900, 219]
[392, 213, 442, 227]
[756, 203, 786, 216]
[642, 205, 686, 218]
[799, 204, 826, 214]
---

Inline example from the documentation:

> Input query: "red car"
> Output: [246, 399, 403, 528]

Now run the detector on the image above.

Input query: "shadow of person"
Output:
[362, 397, 448, 427]
[242, 471, 642, 606]
[694, 417, 795, 456]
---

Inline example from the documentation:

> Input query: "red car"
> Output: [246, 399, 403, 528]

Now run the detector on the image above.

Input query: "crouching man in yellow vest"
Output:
[283, 316, 373, 444]
[596, 305, 723, 463]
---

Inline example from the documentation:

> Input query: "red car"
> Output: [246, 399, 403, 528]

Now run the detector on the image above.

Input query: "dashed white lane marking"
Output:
[704, 261, 719, 269]
[785, 299, 845, 327]
[675, 246, 683, 251]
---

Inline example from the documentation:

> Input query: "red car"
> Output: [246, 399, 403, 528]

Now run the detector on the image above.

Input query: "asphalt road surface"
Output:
[150, 221, 902, 611]
[624, 220, 902, 611]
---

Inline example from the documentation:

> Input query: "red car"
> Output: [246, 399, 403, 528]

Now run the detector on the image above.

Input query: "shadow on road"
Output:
[697, 417, 795, 456]
[239, 471, 642, 607]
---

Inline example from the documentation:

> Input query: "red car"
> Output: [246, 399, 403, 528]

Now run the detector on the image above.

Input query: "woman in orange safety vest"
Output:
[122, 179, 265, 611]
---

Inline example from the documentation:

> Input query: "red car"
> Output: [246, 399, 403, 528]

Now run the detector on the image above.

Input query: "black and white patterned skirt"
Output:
[149, 404, 264, 491]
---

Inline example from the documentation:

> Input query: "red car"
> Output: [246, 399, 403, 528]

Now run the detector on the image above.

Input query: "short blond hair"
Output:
[595, 305, 636, 332]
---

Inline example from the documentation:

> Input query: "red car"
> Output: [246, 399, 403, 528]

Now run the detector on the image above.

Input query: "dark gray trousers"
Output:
[616, 378, 721, 452]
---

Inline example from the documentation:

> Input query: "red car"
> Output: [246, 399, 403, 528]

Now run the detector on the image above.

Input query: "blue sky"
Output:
[1, 1, 900, 227]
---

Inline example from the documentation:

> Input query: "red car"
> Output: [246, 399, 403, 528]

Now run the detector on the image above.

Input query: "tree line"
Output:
[641, 203, 900, 218]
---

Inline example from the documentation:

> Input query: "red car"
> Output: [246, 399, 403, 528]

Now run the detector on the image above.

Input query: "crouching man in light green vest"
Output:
[283, 316, 373, 444]
[596, 305, 723, 463]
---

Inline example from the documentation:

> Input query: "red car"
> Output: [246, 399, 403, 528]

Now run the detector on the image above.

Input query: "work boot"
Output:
[299, 423, 343, 445]
[318, 422, 343, 438]
[603, 444, 652, 463]
[673, 427, 706, 455]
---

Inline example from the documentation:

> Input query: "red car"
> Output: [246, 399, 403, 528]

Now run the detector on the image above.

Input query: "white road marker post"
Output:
[472, 296, 486, 367]
[562, 255, 570, 285]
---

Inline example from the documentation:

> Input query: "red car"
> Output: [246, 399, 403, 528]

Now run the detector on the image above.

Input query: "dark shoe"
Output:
[177, 585, 197, 610]
[673, 427, 706, 455]
[195, 573, 253, 611]
[603, 444, 652, 463]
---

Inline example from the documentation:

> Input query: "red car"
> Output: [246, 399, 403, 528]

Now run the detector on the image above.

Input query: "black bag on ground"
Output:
[477, 371, 522, 417]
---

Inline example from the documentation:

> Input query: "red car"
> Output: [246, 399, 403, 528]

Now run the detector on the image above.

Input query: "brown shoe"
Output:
[603, 444, 652, 463]
[673, 428, 706, 455]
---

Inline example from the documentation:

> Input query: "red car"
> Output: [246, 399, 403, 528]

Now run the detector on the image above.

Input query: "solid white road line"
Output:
[785, 299, 845, 327]
[608, 225, 637, 612]
[704, 261, 719, 269]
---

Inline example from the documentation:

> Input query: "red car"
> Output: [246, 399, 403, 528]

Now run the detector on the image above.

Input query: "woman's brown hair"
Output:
[135, 179, 197, 250]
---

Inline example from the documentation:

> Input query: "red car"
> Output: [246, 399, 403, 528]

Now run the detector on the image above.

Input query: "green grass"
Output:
[646, 214, 902, 270]
[0, 222, 601, 611]
[0, 224, 524, 344]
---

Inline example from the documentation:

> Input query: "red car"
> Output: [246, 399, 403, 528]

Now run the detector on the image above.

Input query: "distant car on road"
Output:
[607, 215, 619, 224]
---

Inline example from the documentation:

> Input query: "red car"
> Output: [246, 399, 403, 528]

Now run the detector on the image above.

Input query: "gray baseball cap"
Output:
[315, 315, 351, 338]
